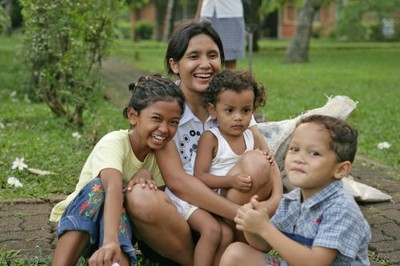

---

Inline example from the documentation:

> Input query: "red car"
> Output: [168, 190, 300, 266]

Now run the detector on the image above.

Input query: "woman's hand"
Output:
[89, 241, 120, 266]
[123, 169, 157, 192]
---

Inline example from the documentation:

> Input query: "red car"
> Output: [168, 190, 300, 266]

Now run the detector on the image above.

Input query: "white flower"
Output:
[24, 94, 31, 103]
[7, 177, 23, 188]
[12, 157, 28, 171]
[10, 90, 17, 97]
[0, 123, 4, 129]
[377, 142, 391, 150]
[72, 132, 81, 139]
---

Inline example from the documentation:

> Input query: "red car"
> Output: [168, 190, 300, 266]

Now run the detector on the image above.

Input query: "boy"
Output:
[220, 115, 371, 265]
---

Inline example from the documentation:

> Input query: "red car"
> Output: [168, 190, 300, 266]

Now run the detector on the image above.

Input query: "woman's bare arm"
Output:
[156, 140, 239, 220]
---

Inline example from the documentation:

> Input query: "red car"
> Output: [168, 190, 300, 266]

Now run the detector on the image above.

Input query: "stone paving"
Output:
[1, 58, 399, 265]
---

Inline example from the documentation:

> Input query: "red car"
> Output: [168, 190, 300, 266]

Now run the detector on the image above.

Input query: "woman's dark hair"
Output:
[165, 19, 225, 76]
[123, 74, 185, 119]
[202, 70, 266, 110]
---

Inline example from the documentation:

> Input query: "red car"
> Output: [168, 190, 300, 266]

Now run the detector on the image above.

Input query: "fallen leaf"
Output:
[27, 168, 56, 176]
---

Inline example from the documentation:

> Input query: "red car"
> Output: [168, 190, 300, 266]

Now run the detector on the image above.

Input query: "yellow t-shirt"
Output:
[50, 130, 164, 222]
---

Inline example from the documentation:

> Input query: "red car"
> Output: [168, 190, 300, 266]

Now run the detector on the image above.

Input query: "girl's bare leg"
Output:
[125, 185, 194, 266]
[52, 231, 89, 266]
[188, 209, 222, 266]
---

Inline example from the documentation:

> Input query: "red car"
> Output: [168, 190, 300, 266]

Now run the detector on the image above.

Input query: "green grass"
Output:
[0, 35, 128, 199]
[110, 38, 400, 173]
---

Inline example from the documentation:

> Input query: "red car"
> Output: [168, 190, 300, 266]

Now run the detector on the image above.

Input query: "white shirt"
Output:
[200, 0, 243, 18]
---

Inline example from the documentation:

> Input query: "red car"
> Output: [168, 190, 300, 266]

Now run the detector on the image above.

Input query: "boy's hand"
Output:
[235, 196, 270, 235]
[124, 169, 157, 192]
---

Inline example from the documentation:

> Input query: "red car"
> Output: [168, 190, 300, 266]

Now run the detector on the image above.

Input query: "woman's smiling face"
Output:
[169, 34, 222, 96]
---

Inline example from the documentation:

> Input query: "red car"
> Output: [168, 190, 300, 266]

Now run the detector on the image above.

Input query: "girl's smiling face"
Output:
[169, 34, 222, 96]
[128, 100, 182, 159]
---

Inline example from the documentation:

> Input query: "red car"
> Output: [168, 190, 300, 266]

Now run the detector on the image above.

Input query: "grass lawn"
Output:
[112, 38, 400, 173]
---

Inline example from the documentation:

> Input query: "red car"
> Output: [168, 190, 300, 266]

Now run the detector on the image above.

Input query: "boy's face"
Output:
[209, 89, 254, 138]
[284, 122, 345, 200]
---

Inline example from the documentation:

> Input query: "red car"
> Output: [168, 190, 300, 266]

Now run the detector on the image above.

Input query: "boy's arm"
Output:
[237, 197, 338, 265]
[251, 126, 283, 217]
[156, 140, 239, 220]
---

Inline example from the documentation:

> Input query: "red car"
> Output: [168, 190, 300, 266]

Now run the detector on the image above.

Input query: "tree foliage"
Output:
[336, 0, 400, 41]
[20, 0, 123, 126]
[0, 4, 11, 34]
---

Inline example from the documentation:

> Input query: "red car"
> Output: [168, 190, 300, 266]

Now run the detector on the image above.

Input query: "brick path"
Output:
[1, 58, 399, 265]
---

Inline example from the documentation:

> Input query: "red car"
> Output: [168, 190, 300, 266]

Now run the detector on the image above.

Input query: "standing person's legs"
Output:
[225, 60, 237, 70]
[125, 185, 194, 266]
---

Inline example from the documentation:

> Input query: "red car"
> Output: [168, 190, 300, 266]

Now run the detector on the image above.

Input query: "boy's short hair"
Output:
[298, 115, 358, 163]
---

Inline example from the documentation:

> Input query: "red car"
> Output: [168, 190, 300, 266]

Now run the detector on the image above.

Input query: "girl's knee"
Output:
[125, 186, 163, 222]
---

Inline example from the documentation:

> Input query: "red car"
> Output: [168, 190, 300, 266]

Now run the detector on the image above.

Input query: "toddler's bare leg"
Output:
[188, 209, 222, 266]
[226, 150, 273, 204]
[213, 220, 234, 266]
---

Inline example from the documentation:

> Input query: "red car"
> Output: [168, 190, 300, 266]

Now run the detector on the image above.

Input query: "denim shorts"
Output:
[57, 178, 137, 265]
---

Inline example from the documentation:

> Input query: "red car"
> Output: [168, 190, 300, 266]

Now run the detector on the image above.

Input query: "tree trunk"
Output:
[284, 0, 319, 63]
[163, 0, 175, 41]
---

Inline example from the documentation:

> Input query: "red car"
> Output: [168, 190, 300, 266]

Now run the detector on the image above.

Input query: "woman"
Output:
[125, 20, 282, 265]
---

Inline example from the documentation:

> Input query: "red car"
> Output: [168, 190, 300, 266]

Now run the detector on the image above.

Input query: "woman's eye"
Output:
[209, 52, 218, 59]
[170, 120, 179, 126]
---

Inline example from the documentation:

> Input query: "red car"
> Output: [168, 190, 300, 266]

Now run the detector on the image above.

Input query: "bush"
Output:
[115, 21, 133, 39]
[19, 0, 124, 126]
[134, 20, 154, 41]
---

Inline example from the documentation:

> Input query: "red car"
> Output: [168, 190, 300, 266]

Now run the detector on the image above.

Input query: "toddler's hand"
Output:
[232, 174, 252, 191]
